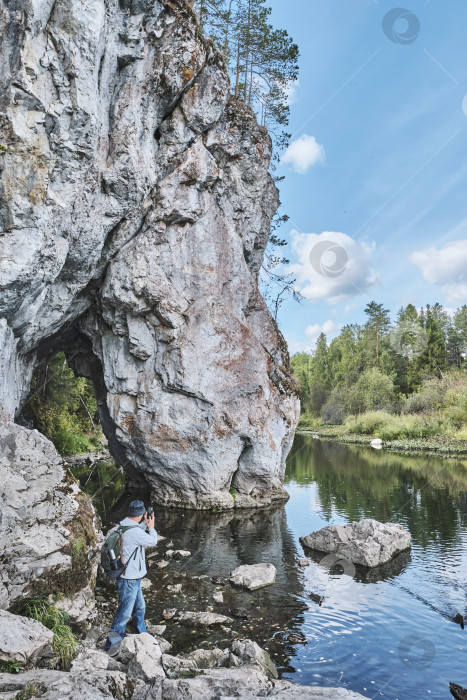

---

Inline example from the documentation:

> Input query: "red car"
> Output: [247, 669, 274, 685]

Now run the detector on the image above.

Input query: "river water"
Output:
[76, 435, 467, 699]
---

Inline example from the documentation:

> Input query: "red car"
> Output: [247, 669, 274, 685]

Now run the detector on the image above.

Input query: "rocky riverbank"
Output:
[0, 621, 369, 699]
[0, 423, 371, 698]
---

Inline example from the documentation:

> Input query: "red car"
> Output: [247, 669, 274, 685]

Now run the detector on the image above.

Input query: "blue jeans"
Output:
[104, 578, 147, 650]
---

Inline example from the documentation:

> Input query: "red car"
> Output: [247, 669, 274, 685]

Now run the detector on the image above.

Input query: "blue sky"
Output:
[267, 0, 467, 354]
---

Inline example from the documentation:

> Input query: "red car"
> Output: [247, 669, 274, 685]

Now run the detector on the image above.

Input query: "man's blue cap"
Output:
[128, 500, 146, 516]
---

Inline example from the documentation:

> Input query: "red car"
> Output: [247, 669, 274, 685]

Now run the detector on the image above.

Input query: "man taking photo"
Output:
[104, 500, 157, 654]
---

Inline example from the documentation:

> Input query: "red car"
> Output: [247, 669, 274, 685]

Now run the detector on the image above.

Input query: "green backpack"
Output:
[101, 526, 133, 574]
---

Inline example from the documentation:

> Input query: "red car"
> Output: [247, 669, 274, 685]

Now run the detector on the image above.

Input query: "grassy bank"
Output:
[298, 411, 467, 457]
[12, 598, 79, 670]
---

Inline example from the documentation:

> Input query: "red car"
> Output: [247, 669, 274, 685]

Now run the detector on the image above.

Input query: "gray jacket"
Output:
[118, 517, 158, 580]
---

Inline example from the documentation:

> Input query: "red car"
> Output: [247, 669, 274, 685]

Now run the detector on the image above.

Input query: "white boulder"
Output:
[300, 519, 411, 568]
[229, 563, 276, 590]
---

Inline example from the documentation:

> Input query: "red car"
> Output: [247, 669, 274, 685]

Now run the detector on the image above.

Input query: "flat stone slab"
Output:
[229, 563, 276, 590]
[178, 611, 234, 626]
[300, 519, 411, 568]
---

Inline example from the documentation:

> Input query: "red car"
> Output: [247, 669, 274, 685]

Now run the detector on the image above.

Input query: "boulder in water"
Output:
[229, 563, 277, 590]
[300, 519, 411, 568]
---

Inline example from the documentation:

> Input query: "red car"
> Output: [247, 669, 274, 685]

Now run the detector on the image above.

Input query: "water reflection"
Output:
[286, 437, 467, 547]
[110, 494, 309, 670]
[73, 437, 467, 698]
[284, 436, 467, 697]
[302, 547, 412, 585]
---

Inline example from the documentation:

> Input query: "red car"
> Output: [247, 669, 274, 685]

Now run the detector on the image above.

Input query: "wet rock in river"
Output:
[0, 611, 54, 667]
[165, 550, 191, 560]
[229, 563, 277, 590]
[231, 639, 278, 680]
[229, 608, 249, 620]
[177, 611, 234, 627]
[309, 593, 324, 606]
[450, 683, 467, 700]
[157, 561, 169, 569]
[140, 578, 153, 590]
[213, 591, 224, 604]
[162, 608, 177, 620]
[453, 613, 465, 630]
[167, 584, 183, 593]
[300, 519, 411, 568]
[298, 559, 309, 567]
[147, 625, 167, 636]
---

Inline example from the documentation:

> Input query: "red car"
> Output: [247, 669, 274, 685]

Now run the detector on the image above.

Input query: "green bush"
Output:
[0, 659, 20, 673]
[321, 399, 345, 425]
[346, 411, 442, 440]
[23, 352, 102, 456]
[13, 681, 46, 699]
[15, 599, 79, 670]
[51, 430, 98, 456]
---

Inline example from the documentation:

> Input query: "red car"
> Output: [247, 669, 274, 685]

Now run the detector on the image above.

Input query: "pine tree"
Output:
[363, 301, 391, 365]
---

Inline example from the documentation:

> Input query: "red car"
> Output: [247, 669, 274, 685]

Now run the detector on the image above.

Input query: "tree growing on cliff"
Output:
[193, 0, 299, 154]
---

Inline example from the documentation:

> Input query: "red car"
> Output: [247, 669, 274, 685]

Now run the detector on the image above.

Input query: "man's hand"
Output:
[144, 512, 155, 530]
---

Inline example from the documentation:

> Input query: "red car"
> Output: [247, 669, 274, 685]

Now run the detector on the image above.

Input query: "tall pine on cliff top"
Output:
[193, 0, 299, 154]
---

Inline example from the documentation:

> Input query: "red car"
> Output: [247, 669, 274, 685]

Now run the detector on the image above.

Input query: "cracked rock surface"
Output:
[0, 0, 300, 509]
[0, 422, 99, 610]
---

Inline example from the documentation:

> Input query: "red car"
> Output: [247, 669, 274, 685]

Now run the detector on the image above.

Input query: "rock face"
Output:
[229, 563, 277, 590]
[0, 611, 54, 666]
[0, 422, 99, 610]
[0, 0, 300, 510]
[300, 519, 411, 568]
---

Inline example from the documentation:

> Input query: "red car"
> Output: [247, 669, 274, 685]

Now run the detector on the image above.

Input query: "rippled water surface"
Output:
[82, 436, 467, 699]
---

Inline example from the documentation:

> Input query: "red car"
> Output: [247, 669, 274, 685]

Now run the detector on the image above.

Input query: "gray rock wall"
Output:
[0, 423, 100, 610]
[0, 0, 300, 508]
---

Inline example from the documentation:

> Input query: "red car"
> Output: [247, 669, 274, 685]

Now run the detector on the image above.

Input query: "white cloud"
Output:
[282, 134, 325, 174]
[305, 320, 342, 346]
[285, 80, 300, 106]
[287, 231, 378, 304]
[285, 336, 314, 355]
[410, 239, 467, 304]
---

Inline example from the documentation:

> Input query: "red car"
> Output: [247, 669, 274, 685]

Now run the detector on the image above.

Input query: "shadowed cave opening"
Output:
[19, 328, 147, 489]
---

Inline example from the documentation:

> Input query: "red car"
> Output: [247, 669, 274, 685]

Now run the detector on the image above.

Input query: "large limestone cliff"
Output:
[0, 0, 300, 509]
